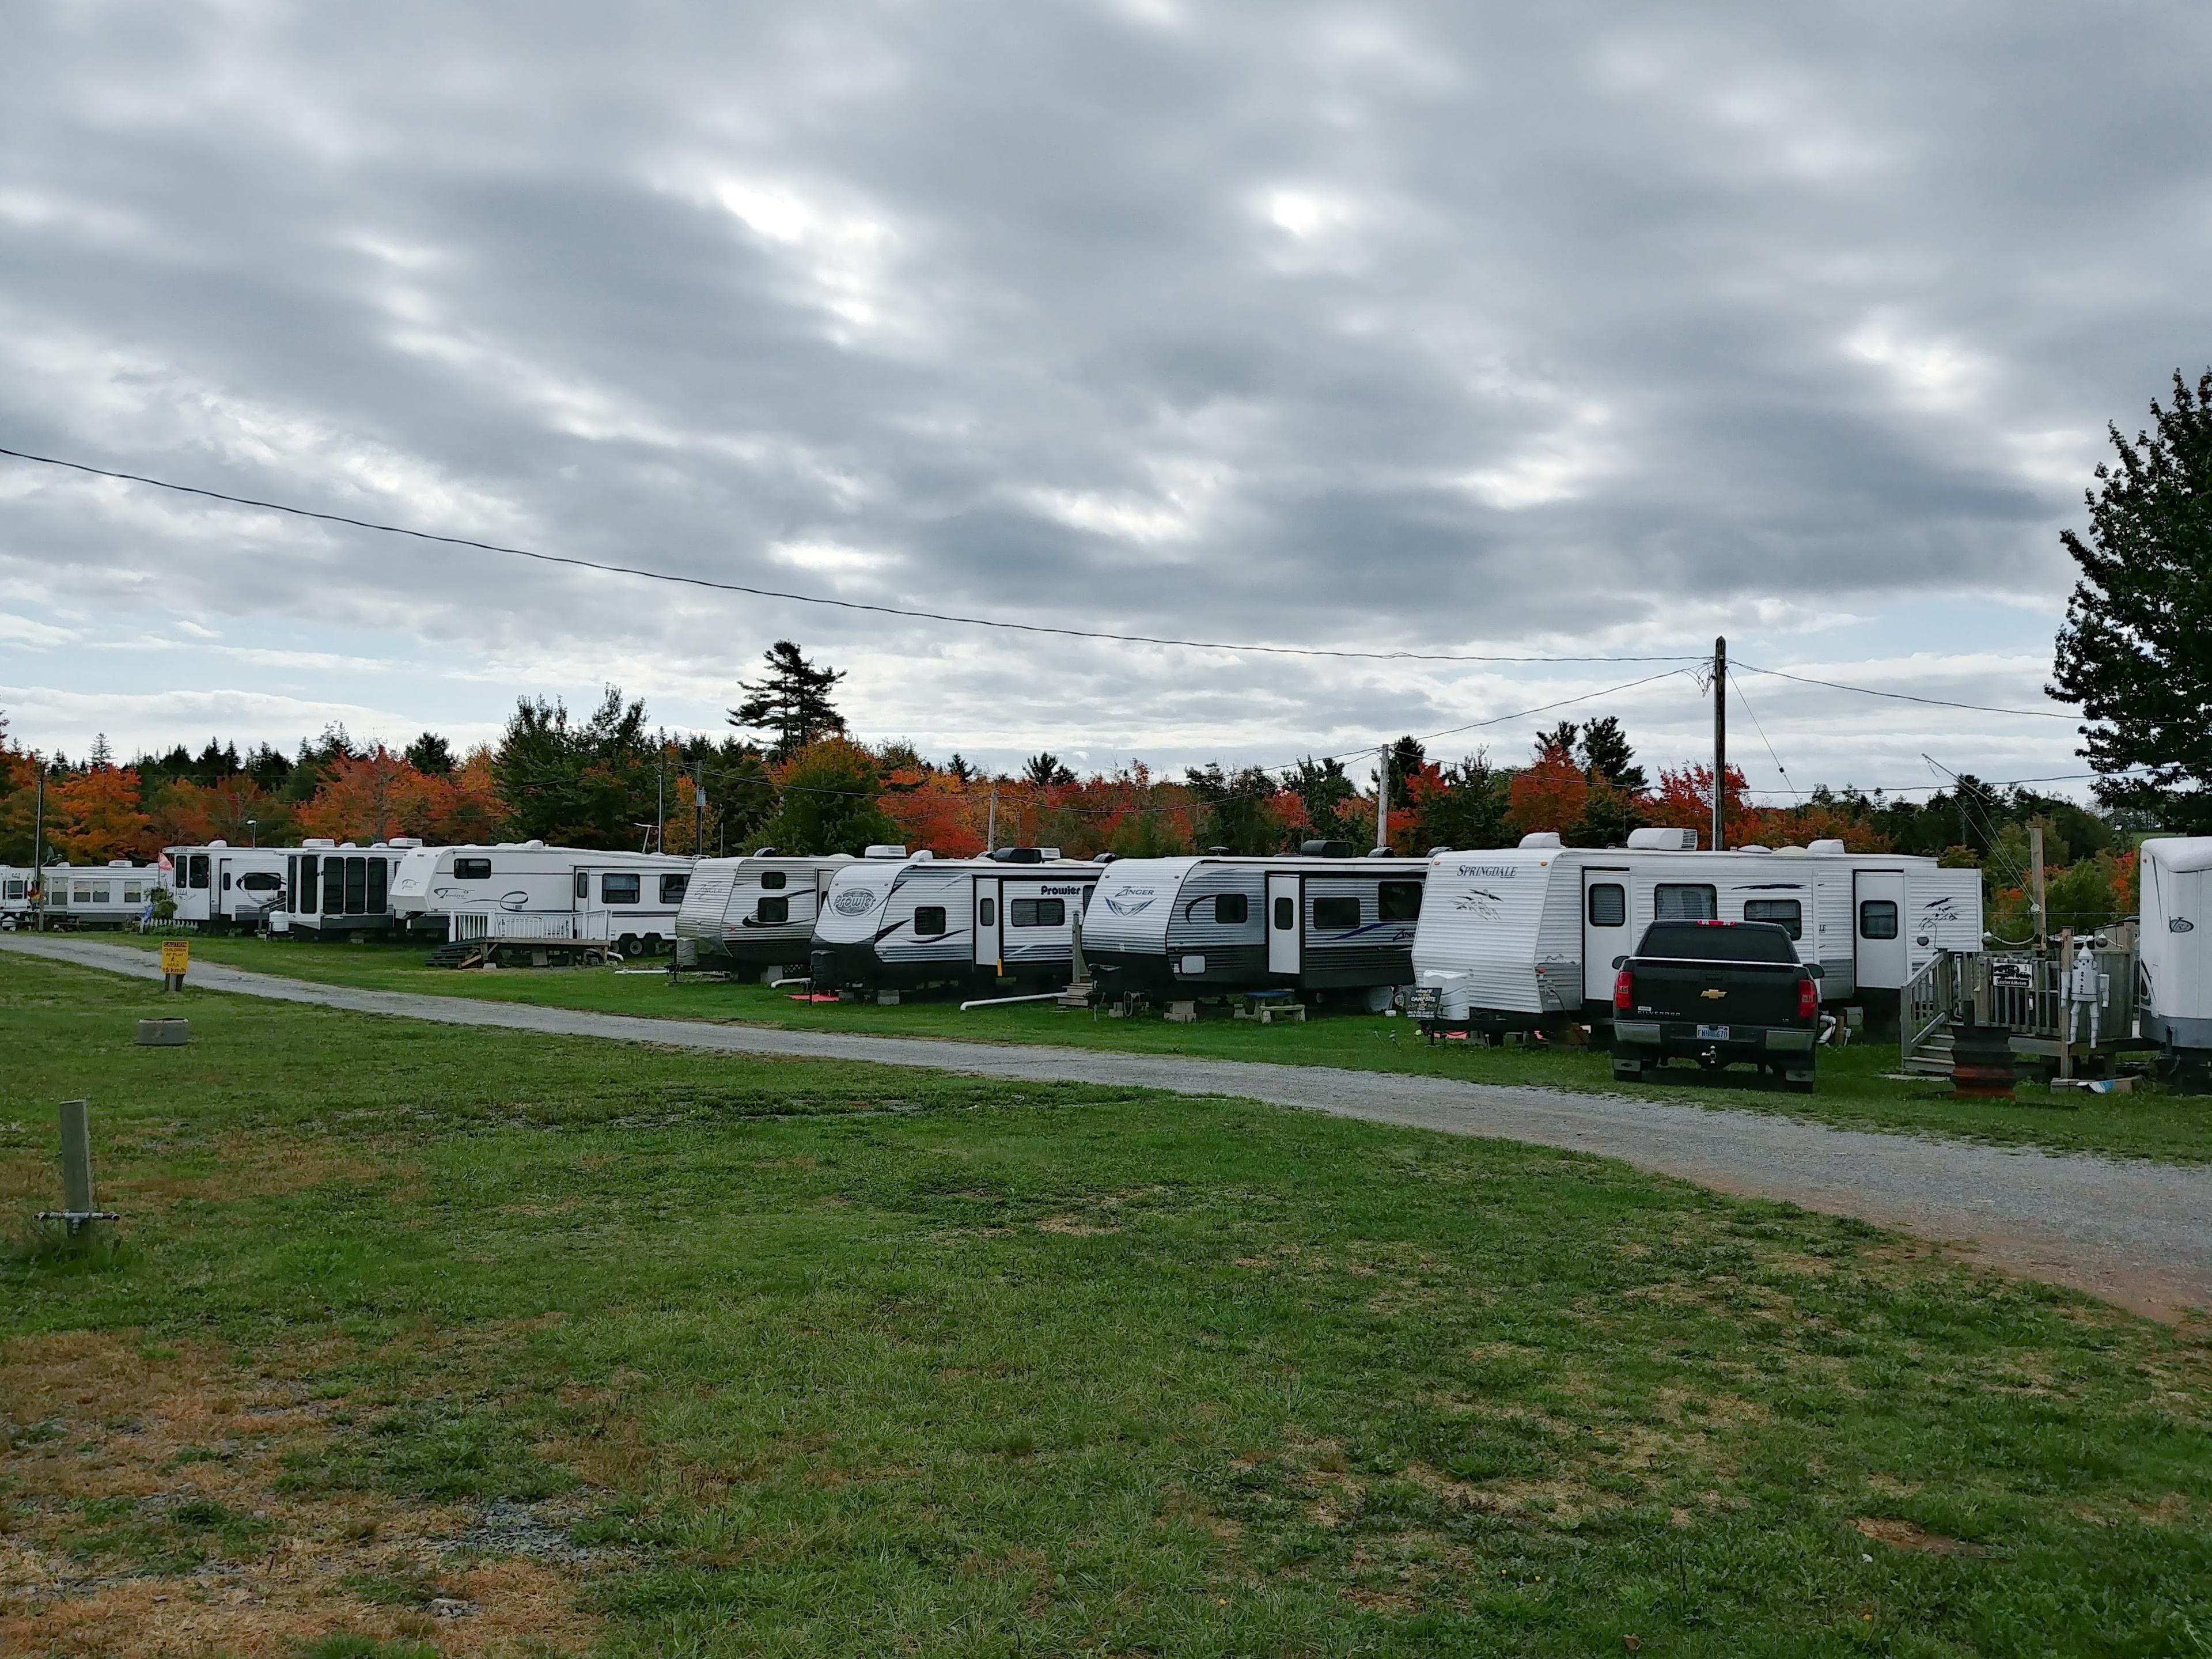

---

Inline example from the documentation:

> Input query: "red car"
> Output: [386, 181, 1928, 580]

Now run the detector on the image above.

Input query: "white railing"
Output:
[448, 911, 611, 944]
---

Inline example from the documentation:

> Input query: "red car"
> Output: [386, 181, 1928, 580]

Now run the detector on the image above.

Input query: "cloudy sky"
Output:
[3, 2, 2206, 800]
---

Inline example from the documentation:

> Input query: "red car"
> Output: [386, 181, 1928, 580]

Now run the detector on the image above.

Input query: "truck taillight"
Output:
[1797, 976, 1818, 1019]
[1614, 968, 1634, 1012]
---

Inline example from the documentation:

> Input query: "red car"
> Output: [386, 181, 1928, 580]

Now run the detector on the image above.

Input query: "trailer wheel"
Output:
[616, 933, 639, 959]
[642, 933, 663, 957]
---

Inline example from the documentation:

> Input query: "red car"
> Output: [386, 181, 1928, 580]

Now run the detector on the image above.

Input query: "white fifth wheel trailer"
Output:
[1082, 851, 1431, 997]
[809, 846, 1104, 992]
[163, 842, 296, 931]
[675, 850, 854, 972]
[273, 839, 426, 940]
[389, 842, 696, 956]
[0, 865, 35, 927]
[1411, 830, 1981, 1031]
[2138, 837, 2212, 1073]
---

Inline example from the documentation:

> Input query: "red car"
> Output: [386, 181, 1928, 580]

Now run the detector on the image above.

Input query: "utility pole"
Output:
[1711, 636, 1727, 852]
[1375, 742, 1391, 853]
[31, 756, 44, 931]
[987, 787, 997, 853]
[654, 732, 666, 855]
[693, 767, 706, 858]
[2029, 823, 2047, 955]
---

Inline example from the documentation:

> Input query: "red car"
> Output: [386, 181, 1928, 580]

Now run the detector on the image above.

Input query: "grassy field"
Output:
[77, 931, 2212, 1164]
[5, 952, 2211, 1657]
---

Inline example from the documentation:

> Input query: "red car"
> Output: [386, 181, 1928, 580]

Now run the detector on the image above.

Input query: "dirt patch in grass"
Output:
[0, 1332, 601, 1657]
[1851, 1516, 1988, 1557]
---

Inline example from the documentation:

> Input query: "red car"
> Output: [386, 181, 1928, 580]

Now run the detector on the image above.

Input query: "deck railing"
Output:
[448, 911, 611, 944]
[1903, 945, 2138, 1063]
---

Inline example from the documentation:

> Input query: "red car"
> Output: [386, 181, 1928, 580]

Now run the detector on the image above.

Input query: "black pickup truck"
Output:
[1610, 919, 1820, 1092]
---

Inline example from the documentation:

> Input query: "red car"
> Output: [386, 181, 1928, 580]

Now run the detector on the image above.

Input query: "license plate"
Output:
[1695, 1024, 1731, 1041]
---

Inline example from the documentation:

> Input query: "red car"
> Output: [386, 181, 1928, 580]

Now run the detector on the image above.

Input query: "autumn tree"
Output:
[1506, 744, 1589, 839]
[760, 737, 899, 854]
[1185, 764, 1296, 854]
[46, 766, 155, 863]
[2051, 369, 2212, 831]
[730, 641, 848, 760]
[1404, 754, 1512, 851]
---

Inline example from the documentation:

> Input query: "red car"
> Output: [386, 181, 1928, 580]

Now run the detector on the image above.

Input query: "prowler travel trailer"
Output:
[2138, 836, 2212, 1081]
[1410, 830, 1982, 1032]
[37, 862, 159, 929]
[163, 842, 293, 931]
[389, 842, 695, 956]
[809, 846, 1102, 993]
[277, 838, 425, 940]
[675, 849, 854, 973]
[1081, 849, 1431, 998]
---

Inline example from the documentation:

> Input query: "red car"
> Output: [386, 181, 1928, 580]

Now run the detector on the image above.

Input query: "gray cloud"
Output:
[3, 1, 2206, 783]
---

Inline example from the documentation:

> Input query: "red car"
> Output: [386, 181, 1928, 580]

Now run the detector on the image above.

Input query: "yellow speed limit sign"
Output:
[159, 940, 190, 978]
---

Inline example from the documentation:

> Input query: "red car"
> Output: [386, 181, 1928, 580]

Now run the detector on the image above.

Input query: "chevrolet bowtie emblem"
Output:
[1700, 988, 1727, 1000]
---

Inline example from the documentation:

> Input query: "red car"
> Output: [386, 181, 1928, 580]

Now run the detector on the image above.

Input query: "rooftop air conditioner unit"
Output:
[1626, 827, 1698, 851]
[863, 844, 908, 859]
[1518, 832, 1564, 850]
[1807, 838, 1847, 855]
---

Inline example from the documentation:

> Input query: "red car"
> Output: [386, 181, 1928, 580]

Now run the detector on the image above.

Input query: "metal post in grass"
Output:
[41, 1099, 119, 1238]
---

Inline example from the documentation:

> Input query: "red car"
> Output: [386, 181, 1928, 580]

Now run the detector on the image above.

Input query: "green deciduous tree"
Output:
[762, 738, 899, 854]
[493, 686, 657, 848]
[2051, 369, 2212, 831]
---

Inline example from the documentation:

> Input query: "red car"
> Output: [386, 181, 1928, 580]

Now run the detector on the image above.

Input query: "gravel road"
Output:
[9, 932, 2209, 1320]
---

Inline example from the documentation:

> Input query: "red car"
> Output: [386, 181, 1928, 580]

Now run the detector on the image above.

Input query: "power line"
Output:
[1734, 661, 2077, 721]
[1724, 666, 1796, 795]
[0, 444, 1703, 668]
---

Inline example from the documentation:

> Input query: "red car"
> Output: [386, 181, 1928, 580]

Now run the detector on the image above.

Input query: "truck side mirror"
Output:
[1611, 955, 1627, 971]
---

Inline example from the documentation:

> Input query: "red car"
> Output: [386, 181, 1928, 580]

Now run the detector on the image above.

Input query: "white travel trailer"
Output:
[2138, 836, 2212, 1068]
[0, 865, 35, 927]
[809, 847, 1104, 992]
[164, 842, 294, 931]
[1411, 830, 1983, 1031]
[274, 838, 425, 940]
[675, 849, 854, 972]
[389, 842, 696, 955]
[1082, 851, 1431, 997]
[37, 862, 159, 929]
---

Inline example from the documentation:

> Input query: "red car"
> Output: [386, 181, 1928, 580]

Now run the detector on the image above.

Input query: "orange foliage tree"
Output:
[300, 748, 447, 843]
[1505, 746, 1589, 839]
[46, 767, 157, 863]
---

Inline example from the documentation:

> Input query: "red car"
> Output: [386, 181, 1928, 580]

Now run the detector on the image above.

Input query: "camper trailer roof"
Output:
[2144, 836, 2212, 874]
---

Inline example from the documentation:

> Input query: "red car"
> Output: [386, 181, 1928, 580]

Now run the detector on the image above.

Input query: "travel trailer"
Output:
[2138, 836, 2212, 1072]
[809, 847, 1103, 992]
[389, 842, 695, 955]
[1081, 850, 1431, 997]
[163, 842, 294, 931]
[675, 850, 853, 972]
[275, 838, 425, 940]
[1411, 830, 1983, 1031]
[35, 861, 159, 929]
[0, 865, 35, 927]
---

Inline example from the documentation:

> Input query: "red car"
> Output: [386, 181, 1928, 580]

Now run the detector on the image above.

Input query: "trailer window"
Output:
[241, 872, 281, 893]
[1744, 899, 1802, 940]
[1586, 883, 1626, 927]
[760, 870, 787, 890]
[297, 855, 317, 911]
[323, 859, 344, 913]
[47, 885, 67, 906]
[575, 872, 589, 899]
[368, 858, 388, 912]
[914, 905, 948, 937]
[4, 880, 21, 900]
[1312, 896, 1361, 931]
[978, 896, 996, 927]
[1653, 883, 1717, 921]
[1858, 899, 1899, 940]
[757, 896, 789, 925]
[189, 854, 209, 890]
[344, 858, 367, 913]
[1378, 881, 1422, 922]
[453, 857, 492, 881]
[1211, 892, 1248, 924]
[221, 871, 232, 891]
[602, 873, 642, 904]
[660, 874, 688, 904]
[1010, 898, 1065, 928]
[78, 883, 110, 904]
[1274, 896, 1294, 930]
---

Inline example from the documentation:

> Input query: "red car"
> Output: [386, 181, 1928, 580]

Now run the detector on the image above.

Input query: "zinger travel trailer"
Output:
[389, 842, 695, 955]
[809, 847, 1102, 993]
[675, 850, 853, 972]
[2138, 837, 2212, 1080]
[1411, 830, 1982, 1032]
[1082, 851, 1431, 997]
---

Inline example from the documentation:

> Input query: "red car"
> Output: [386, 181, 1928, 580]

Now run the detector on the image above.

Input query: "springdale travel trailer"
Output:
[1082, 849, 1431, 998]
[809, 847, 1103, 993]
[1410, 830, 1983, 1032]
[389, 842, 696, 956]
[163, 843, 294, 931]
[32, 862, 160, 929]
[2138, 837, 2212, 1079]
[675, 850, 853, 973]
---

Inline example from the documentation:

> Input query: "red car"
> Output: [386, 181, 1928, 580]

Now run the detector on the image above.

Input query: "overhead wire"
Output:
[1723, 666, 1796, 796]
[1732, 660, 2076, 721]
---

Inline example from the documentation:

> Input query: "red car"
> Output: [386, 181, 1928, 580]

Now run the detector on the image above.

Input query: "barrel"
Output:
[1949, 1019, 2015, 1099]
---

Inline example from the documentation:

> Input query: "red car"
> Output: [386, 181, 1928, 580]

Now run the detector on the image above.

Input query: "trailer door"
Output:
[974, 876, 1001, 971]
[1266, 873, 1301, 976]
[1854, 869, 1908, 989]
[1581, 866, 1631, 1003]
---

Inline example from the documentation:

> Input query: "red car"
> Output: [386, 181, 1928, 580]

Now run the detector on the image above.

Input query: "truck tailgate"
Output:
[1623, 960, 1803, 1026]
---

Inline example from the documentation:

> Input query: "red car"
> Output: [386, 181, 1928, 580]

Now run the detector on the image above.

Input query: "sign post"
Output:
[160, 938, 189, 993]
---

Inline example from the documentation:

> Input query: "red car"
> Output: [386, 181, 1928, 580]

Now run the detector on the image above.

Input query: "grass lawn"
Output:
[81, 931, 2212, 1165]
[5, 952, 2211, 1657]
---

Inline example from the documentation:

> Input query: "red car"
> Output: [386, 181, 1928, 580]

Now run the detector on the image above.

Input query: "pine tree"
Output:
[2051, 369, 2212, 830]
[1024, 752, 1075, 787]
[729, 641, 847, 760]
[405, 732, 454, 776]
[1575, 717, 1646, 793]
[88, 733, 113, 768]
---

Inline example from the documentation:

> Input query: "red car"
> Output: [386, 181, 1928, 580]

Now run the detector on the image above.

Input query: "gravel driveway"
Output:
[10, 933, 2210, 1320]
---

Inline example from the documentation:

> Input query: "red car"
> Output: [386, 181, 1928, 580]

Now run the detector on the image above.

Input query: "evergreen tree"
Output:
[729, 641, 848, 760]
[88, 733, 113, 767]
[405, 732, 454, 776]
[1575, 717, 1646, 793]
[2051, 369, 2212, 831]
[1024, 752, 1075, 787]
[1185, 764, 1290, 854]
[1384, 736, 1426, 799]
[1534, 721, 1580, 761]
[493, 686, 657, 847]
[1288, 756, 1359, 844]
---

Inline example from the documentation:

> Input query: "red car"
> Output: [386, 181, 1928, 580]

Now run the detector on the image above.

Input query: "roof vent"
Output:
[911, 850, 934, 861]
[1738, 843, 1771, 854]
[1207, 845, 1230, 855]
[753, 846, 779, 857]
[1092, 852, 1117, 863]
[1300, 839, 1355, 859]
[1365, 846, 1394, 857]
[863, 844, 908, 859]
[209, 838, 229, 849]
[1518, 832, 1564, 850]
[1807, 838, 1848, 855]
[990, 846, 1046, 864]
[1626, 827, 1698, 851]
